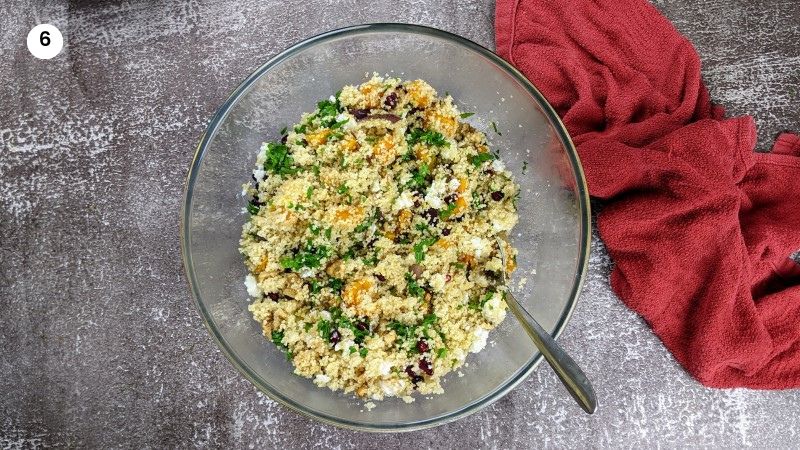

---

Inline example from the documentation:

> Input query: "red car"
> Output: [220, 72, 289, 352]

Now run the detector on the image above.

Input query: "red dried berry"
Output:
[416, 339, 429, 353]
[419, 358, 433, 376]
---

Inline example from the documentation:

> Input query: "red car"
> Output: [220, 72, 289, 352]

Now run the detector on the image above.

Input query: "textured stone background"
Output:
[1, 0, 798, 448]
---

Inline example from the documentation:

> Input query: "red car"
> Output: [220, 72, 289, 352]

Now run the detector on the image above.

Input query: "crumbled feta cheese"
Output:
[244, 274, 261, 298]
[393, 190, 415, 211]
[470, 327, 489, 353]
[320, 311, 331, 321]
[470, 237, 488, 258]
[371, 179, 381, 193]
[448, 178, 461, 191]
[491, 159, 506, 173]
[336, 339, 355, 354]
[314, 374, 331, 384]
[255, 145, 267, 166]
[482, 292, 507, 325]
[329, 95, 336, 102]
[299, 267, 317, 278]
[364, 402, 376, 411]
[424, 178, 447, 209]
[381, 380, 403, 396]
[253, 168, 266, 182]
[379, 361, 393, 376]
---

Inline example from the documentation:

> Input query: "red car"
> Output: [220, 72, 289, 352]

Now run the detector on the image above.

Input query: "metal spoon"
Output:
[495, 238, 597, 414]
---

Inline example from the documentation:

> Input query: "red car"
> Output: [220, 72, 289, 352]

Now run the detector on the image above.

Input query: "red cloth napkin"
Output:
[496, 0, 800, 388]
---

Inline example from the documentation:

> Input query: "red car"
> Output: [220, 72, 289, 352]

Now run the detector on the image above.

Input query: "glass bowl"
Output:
[181, 23, 590, 431]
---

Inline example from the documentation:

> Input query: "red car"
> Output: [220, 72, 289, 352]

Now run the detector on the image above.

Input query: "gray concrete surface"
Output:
[1, 0, 798, 448]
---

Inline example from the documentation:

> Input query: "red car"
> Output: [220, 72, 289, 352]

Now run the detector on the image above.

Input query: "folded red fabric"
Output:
[496, 0, 800, 388]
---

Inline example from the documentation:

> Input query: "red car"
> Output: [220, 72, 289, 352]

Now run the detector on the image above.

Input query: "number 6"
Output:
[40, 31, 50, 46]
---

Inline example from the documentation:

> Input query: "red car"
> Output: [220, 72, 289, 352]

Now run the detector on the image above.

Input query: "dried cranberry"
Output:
[330, 329, 341, 344]
[267, 292, 280, 302]
[419, 358, 434, 376]
[405, 365, 424, 386]
[408, 107, 421, 115]
[280, 134, 288, 144]
[355, 320, 369, 331]
[384, 92, 398, 108]
[416, 339, 429, 353]
[375, 273, 386, 282]
[445, 274, 452, 283]
[442, 228, 451, 236]
[491, 191, 505, 201]
[423, 208, 439, 225]
[348, 108, 370, 120]
[443, 194, 458, 205]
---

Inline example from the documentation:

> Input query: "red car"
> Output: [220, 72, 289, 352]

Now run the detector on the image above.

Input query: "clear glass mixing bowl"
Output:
[181, 23, 590, 431]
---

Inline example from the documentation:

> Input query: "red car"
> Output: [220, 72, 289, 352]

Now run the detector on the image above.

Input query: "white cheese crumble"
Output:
[314, 374, 331, 384]
[244, 274, 262, 298]
[447, 178, 461, 191]
[379, 361, 393, 376]
[424, 178, 447, 209]
[491, 159, 506, 173]
[470, 237, 488, 258]
[253, 168, 266, 182]
[482, 292, 506, 325]
[393, 190, 415, 211]
[469, 327, 489, 353]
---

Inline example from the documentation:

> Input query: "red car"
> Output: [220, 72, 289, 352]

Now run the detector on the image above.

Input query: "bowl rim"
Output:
[180, 22, 591, 432]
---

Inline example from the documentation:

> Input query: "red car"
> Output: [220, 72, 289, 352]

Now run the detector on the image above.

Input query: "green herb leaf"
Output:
[359, 348, 368, 357]
[490, 121, 502, 135]
[436, 348, 448, 359]
[327, 278, 344, 294]
[264, 142, 298, 176]
[317, 319, 332, 341]
[306, 185, 315, 199]
[406, 128, 448, 147]
[280, 243, 330, 271]
[413, 236, 439, 263]
[349, 346, 357, 354]
[246, 202, 260, 215]
[279, 126, 288, 135]
[439, 202, 457, 220]
[407, 163, 430, 190]
[459, 112, 475, 118]
[405, 273, 425, 298]
[469, 152, 496, 167]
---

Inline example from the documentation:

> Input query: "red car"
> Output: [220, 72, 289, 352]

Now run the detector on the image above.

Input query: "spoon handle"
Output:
[504, 292, 597, 414]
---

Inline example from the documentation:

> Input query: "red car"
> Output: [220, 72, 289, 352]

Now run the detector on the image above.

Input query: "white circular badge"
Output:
[27, 24, 63, 60]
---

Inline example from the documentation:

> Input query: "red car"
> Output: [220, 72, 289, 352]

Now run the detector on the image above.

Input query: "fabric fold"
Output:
[496, 0, 800, 388]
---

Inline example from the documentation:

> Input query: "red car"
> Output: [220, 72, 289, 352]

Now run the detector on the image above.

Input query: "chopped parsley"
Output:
[407, 163, 430, 190]
[362, 252, 379, 267]
[264, 142, 298, 176]
[413, 236, 439, 262]
[306, 185, 315, 199]
[436, 348, 448, 359]
[490, 121, 501, 135]
[406, 128, 448, 147]
[469, 290, 495, 311]
[271, 330, 291, 359]
[308, 223, 321, 236]
[337, 183, 350, 195]
[522, 161, 529, 174]
[327, 277, 344, 294]
[439, 202, 457, 220]
[359, 348, 369, 357]
[405, 272, 425, 298]
[317, 318, 333, 341]
[246, 202, 260, 215]
[349, 346, 357, 354]
[387, 314, 440, 352]
[279, 126, 288, 135]
[469, 152, 496, 167]
[280, 242, 329, 271]
[459, 112, 475, 118]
